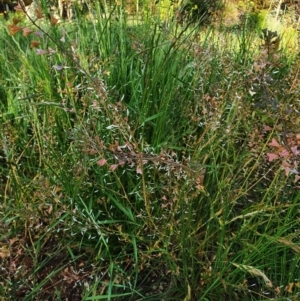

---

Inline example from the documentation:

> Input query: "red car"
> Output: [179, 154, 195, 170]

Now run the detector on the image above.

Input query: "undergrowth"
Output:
[0, 1, 299, 300]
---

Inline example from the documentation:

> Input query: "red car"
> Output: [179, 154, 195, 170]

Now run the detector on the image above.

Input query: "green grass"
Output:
[0, 1, 300, 300]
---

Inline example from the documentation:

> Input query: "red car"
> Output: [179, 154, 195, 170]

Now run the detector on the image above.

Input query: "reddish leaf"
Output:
[50, 15, 58, 26]
[12, 18, 23, 25]
[110, 164, 118, 171]
[97, 158, 107, 166]
[22, 27, 34, 36]
[31, 40, 42, 48]
[263, 125, 273, 132]
[281, 160, 292, 168]
[35, 48, 48, 54]
[283, 166, 291, 177]
[279, 149, 290, 158]
[268, 138, 281, 148]
[35, 6, 44, 19]
[291, 146, 299, 156]
[294, 175, 300, 183]
[119, 161, 126, 167]
[266, 153, 279, 162]
[34, 31, 43, 38]
[13, 4, 25, 12]
[7, 24, 23, 35]
[136, 166, 142, 175]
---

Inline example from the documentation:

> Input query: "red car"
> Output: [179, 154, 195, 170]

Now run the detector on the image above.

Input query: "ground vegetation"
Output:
[0, 0, 300, 300]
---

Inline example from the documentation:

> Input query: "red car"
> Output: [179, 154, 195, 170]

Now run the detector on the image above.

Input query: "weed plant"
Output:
[0, 1, 299, 300]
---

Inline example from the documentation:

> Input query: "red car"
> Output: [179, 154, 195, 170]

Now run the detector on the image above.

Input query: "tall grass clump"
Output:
[0, 1, 299, 300]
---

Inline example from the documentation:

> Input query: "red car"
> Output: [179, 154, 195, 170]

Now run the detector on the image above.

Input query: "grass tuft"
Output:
[0, 1, 299, 300]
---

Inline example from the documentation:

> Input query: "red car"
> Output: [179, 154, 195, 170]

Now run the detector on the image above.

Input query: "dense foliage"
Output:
[0, 1, 299, 300]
